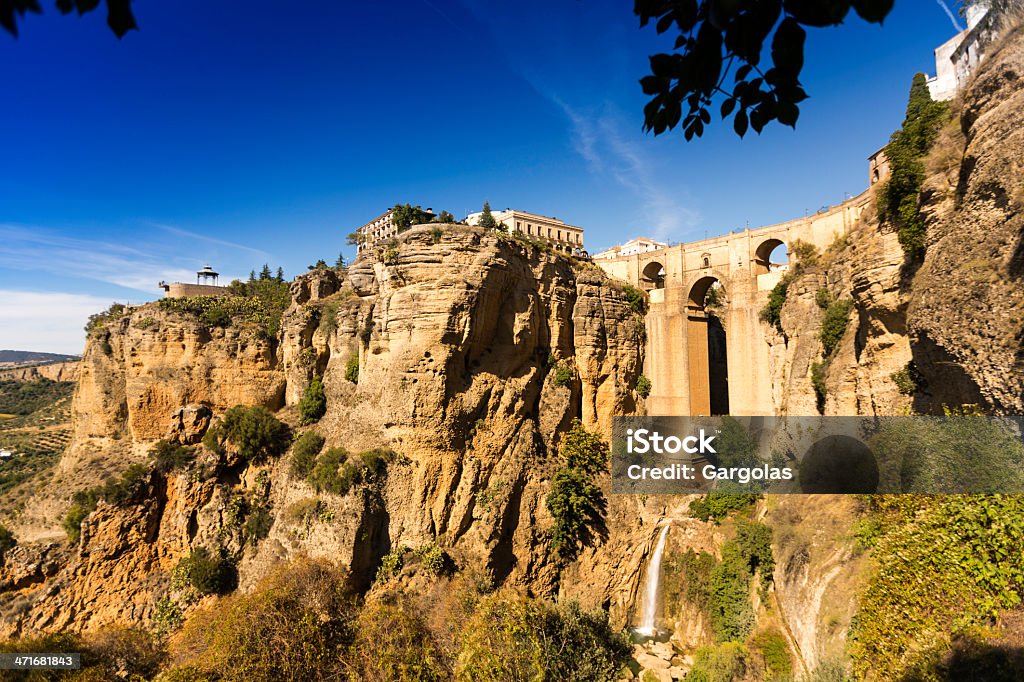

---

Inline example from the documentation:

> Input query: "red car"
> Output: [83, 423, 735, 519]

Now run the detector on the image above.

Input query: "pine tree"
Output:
[478, 201, 497, 229]
[275, 267, 284, 282]
[335, 252, 346, 270]
[249, 270, 256, 283]
[260, 263, 272, 281]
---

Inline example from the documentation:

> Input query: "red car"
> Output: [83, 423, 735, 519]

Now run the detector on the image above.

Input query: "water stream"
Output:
[635, 523, 671, 637]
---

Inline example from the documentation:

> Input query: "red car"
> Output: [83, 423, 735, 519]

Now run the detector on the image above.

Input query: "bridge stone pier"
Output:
[596, 193, 869, 416]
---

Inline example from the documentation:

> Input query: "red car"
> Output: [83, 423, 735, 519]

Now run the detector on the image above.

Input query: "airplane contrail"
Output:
[934, 0, 965, 32]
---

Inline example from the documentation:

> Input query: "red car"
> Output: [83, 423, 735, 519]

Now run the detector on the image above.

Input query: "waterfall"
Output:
[635, 523, 671, 636]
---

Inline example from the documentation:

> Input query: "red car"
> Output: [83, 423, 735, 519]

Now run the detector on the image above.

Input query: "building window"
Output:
[703, 257, 710, 268]
[548, 228, 552, 238]
[517, 222, 522, 230]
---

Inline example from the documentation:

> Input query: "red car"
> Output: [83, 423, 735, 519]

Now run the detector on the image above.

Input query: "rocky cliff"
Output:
[766, 21, 1024, 417]
[0, 226, 647, 637]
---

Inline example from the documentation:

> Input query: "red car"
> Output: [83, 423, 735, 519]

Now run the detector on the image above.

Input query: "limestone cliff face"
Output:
[0, 361, 80, 383]
[766, 23, 1024, 417]
[0, 226, 645, 636]
[906, 23, 1024, 413]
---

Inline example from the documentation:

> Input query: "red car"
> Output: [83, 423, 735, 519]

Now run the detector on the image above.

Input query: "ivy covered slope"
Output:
[0, 224, 651, 659]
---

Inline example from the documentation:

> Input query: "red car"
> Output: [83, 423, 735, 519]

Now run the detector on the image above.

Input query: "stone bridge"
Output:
[596, 192, 870, 416]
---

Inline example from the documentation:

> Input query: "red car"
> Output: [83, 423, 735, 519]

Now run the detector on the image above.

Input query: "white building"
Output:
[465, 208, 585, 255]
[354, 206, 435, 255]
[592, 237, 669, 260]
[927, 5, 1001, 101]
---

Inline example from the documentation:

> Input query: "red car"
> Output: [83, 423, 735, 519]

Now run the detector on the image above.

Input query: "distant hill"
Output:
[0, 350, 80, 366]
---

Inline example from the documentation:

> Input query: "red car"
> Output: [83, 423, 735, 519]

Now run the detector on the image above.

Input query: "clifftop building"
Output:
[593, 237, 669, 260]
[159, 265, 229, 299]
[926, 5, 1001, 101]
[464, 208, 586, 255]
[355, 207, 435, 255]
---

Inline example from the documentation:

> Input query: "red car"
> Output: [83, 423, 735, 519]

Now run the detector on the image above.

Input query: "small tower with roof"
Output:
[196, 265, 219, 286]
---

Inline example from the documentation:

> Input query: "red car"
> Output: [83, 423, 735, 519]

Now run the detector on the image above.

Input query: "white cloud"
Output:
[557, 101, 700, 242]
[0, 290, 117, 355]
[0, 225, 196, 293]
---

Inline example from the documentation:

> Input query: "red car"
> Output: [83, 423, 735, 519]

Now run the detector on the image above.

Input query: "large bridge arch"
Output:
[593, 190, 870, 416]
[685, 274, 730, 416]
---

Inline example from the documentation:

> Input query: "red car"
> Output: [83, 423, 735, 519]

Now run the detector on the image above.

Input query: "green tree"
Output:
[878, 73, 949, 256]
[819, 298, 853, 356]
[202, 405, 292, 464]
[435, 210, 455, 223]
[635, 0, 894, 140]
[298, 374, 327, 425]
[259, 263, 272, 280]
[346, 232, 364, 246]
[392, 203, 434, 231]
[477, 201, 497, 229]
[275, 266, 284, 282]
[559, 418, 609, 476]
[334, 252, 347, 270]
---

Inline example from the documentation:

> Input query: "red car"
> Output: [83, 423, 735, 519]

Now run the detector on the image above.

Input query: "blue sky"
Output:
[1, 0, 964, 353]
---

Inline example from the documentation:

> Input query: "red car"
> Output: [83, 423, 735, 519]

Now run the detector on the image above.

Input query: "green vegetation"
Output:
[376, 550, 405, 583]
[890, 361, 920, 395]
[687, 642, 749, 682]
[0, 628, 167, 681]
[298, 374, 327, 425]
[663, 548, 716, 615]
[286, 497, 332, 525]
[0, 523, 15, 560]
[759, 274, 791, 332]
[202, 405, 291, 464]
[161, 269, 291, 338]
[708, 522, 776, 642]
[344, 354, 360, 383]
[306, 446, 398, 496]
[0, 378, 74, 416]
[477, 201, 498, 229]
[546, 419, 608, 561]
[165, 556, 629, 681]
[552, 360, 575, 387]
[789, 240, 819, 271]
[392, 203, 435, 231]
[819, 298, 853, 356]
[689, 493, 759, 524]
[851, 495, 1024, 680]
[752, 628, 792, 680]
[415, 540, 451, 577]
[171, 547, 236, 596]
[62, 464, 150, 542]
[319, 299, 340, 335]
[290, 431, 325, 478]
[878, 73, 949, 257]
[811, 360, 827, 408]
[150, 439, 196, 473]
[84, 302, 126, 333]
[815, 287, 833, 309]
[456, 593, 630, 681]
[635, 373, 652, 399]
[620, 283, 647, 315]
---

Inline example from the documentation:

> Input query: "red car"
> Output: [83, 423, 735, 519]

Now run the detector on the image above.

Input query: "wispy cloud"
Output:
[0, 290, 115, 355]
[934, 0, 964, 32]
[153, 223, 269, 259]
[556, 101, 700, 243]
[0, 225, 195, 293]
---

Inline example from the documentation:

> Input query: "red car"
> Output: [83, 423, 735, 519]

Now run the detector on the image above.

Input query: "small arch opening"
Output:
[642, 261, 666, 290]
[753, 238, 788, 275]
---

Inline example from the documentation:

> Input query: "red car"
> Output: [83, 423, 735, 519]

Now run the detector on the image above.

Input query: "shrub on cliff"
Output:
[202, 405, 291, 464]
[172, 547, 236, 596]
[344, 354, 360, 383]
[620, 283, 647, 315]
[455, 592, 630, 681]
[350, 596, 449, 680]
[0, 628, 167, 680]
[290, 431, 325, 478]
[635, 373, 652, 399]
[62, 464, 151, 542]
[298, 374, 327, 425]
[819, 298, 853, 356]
[547, 420, 609, 561]
[151, 439, 196, 473]
[759, 274, 790, 332]
[171, 558, 354, 680]
[878, 73, 949, 257]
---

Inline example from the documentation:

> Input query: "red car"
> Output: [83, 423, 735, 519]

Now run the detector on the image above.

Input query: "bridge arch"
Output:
[685, 274, 730, 416]
[641, 260, 666, 290]
[753, 237, 787, 276]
